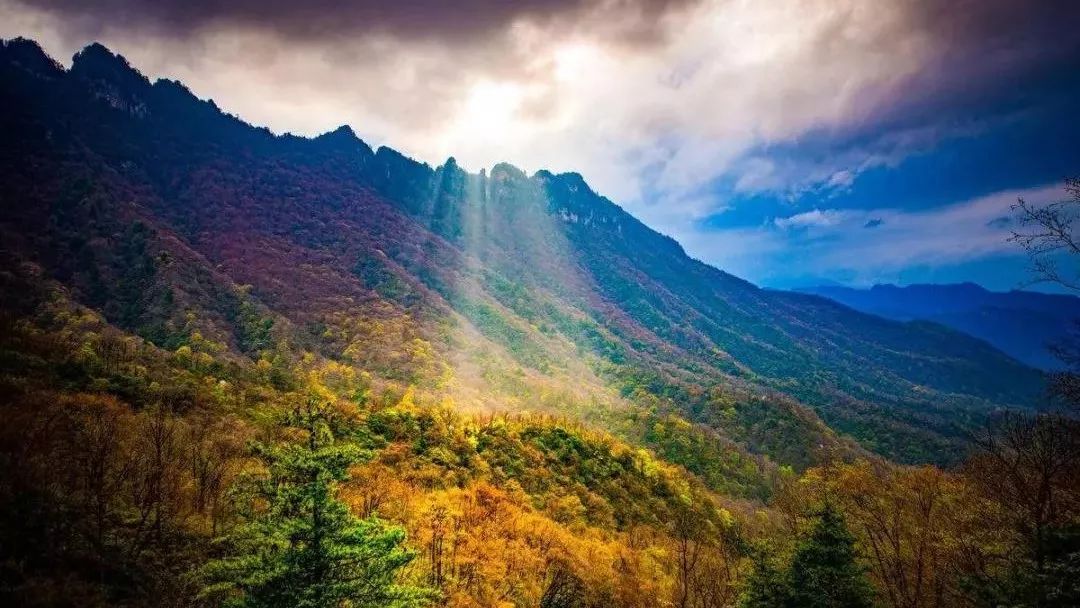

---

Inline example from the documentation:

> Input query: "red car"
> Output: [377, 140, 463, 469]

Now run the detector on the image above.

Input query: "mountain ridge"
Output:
[799, 282, 1080, 370]
[0, 37, 1046, 469]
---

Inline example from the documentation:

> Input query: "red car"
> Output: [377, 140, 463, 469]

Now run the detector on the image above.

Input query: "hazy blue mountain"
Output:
[798, 283, 1080, 370]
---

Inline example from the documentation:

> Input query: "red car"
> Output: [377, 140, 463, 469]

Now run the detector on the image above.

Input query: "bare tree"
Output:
[1010, 177, 1080, 292]
[1012, 177, 1080, 412]
[966, 411, 1080, 604]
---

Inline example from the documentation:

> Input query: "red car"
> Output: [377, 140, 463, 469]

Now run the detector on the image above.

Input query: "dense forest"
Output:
[1, 38, 1078, 607]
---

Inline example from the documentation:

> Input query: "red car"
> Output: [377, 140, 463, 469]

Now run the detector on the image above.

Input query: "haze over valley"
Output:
[1, 2, 1078, 607]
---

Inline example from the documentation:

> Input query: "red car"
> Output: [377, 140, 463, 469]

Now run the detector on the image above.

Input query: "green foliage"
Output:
[963, 523, 1080, 608]
[229, 287, 275, 355]
[1041, 525, 1080, 607]
[353, 254, 416, 305]
[0, 39, 1066, 608]
[364, 406, 729, 531]
[786, 504, 875, 608]
[451, 296, 551, 372]
[199, 400, 431, 608]
[113, 222, 160, 328]
[738, 548, 789, 608]
[643, 413, 774, 500]
[736, 506, 874, 608]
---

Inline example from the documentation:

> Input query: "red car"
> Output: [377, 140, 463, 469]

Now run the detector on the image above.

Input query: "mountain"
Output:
[0, 37, 1045, 474]
[799, 283, 1080, 371]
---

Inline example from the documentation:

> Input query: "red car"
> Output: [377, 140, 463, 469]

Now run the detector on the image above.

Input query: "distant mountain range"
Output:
[797, 283, 1080, 370]
[0, 38, 1047, 468]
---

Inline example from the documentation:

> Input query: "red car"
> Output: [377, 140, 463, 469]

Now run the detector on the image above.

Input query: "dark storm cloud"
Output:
[4, 0, 1078, 291]
[714, 0, 1080, 220]
[10, 0, 696, 44]
[838, 0, 1080, 140]
[14, 1, 1079, 125]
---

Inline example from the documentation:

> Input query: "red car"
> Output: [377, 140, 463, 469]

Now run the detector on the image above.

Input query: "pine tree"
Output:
[786, 503, 874, 608]
[739, 546, 790, 608]
[199, 399, 431, 608]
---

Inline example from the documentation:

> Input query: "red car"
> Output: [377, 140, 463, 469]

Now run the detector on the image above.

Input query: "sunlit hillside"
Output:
[0, 36, 1077, 608]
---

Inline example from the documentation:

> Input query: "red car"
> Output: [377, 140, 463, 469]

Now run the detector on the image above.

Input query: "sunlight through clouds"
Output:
[4, 0, 1076, 287]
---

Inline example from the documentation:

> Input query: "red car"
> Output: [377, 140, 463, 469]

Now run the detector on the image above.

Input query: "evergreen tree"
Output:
[739, 546, 790, 608]
[967, 524, 1080, 608]
[199, 399, 431, 608]
[786, 504, 874, 608]
[1042, 525, 1080, 607]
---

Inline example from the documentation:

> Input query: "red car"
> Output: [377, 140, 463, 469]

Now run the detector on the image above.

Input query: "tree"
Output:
[1011, 177, 1080, 293]
[540, 565, 588, 608]
[821, 460, 1000, 608]
[1039, 524, 1080, 607]
[738, 547, 789, 608]
[1046, 342, 1080, 411]
[964, 411, 1080, 607]
[199, 399, 430, 608]
[1011, 177, 1080, 411]
[671, 502, 738, 608]
[786, 504, 875, 608]
[998, 181, 1080, 606]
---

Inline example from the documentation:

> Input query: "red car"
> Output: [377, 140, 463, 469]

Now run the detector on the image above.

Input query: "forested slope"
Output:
[0, 39, 1043, 466]
[0, 37, 1071, 608]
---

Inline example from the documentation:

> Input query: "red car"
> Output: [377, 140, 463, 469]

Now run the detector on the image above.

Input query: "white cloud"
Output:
[0, 0, 939, 208]
[688, 183, 1067, 285]
[3, 0, 1070, 288]
[774, 208, 853, 230]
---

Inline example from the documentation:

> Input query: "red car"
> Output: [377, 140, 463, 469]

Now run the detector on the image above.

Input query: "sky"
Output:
[3, 0, 1079, 292]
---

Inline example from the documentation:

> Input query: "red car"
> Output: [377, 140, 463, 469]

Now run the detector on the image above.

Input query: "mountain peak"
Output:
[534, 169, 591, 192]
[0, 37, 63, 77]
[436, 156, 468, 183]
[311, 124, 378, 161]
[489, 162, 527, 182]
[0, 35, 1059, 608]
[0, 35, 1047, 469]
[553, 171, 595, 195]
[71, 42, 151, 116]
[71, 42, 147, 85]
[313, 124, 371, 154]
[323, 124, 358, 140]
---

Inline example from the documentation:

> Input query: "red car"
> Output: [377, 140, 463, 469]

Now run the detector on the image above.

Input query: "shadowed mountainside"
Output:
[0, 38, 1046, 468]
